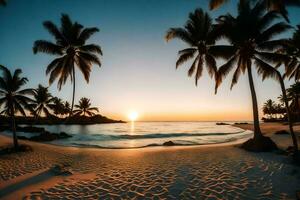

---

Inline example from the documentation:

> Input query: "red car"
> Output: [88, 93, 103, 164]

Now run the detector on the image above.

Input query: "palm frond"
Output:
[176, 48, 196, 69]
[33, 40, 63, 55]
[80, 44, 103, 55]
[195, 56, 203, 86]
[254, 56, 279, 81]
[209, 0, 228, 10]
[165, 28, 194, 46]
[43, 21, 66, 45]
[78, 27, 99, 44]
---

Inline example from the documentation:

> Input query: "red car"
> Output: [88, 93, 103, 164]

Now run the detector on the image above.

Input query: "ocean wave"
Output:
[67, 131, 249, 143]
[67, 136, 247, 149]
[96, 131, 245, 140]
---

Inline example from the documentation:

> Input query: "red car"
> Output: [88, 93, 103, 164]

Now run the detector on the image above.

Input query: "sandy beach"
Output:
[0, 123, 300, 200]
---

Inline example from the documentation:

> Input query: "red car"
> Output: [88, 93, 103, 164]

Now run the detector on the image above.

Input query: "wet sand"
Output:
[1, 123, 300, 200]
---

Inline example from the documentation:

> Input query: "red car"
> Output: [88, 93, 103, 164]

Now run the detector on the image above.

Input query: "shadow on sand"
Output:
[0, 170, 53, 198]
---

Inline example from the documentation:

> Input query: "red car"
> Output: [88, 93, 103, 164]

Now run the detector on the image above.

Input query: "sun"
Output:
[128, 111, 138, 121]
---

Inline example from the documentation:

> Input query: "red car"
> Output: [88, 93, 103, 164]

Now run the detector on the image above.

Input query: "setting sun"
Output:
[128, 111, 138, 121]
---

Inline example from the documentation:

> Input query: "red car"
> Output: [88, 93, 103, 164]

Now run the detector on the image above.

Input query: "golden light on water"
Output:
[128, 111, 138, 121]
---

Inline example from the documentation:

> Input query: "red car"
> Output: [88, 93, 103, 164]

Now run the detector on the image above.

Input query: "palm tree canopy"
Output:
[209, 0, 300, 21]
[263, 99, 276, 115]
[165, 8, 218, 86]
[50, 97, 65, 116]
[214, 0, 290, 92]
[0, 65, 34, 116]
[30, 84, 54, 117]
[33, 14, 102, 90]
[73, 97, 99, 116]
[63, 101, 71, 115]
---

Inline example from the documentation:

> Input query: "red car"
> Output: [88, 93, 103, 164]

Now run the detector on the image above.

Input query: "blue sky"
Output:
[0, 0, 299, 121]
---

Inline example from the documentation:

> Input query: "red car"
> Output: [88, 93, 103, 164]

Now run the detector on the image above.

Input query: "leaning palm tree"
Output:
[33, 14, 102, 116]
[165, 8, 218, 86]
[263, 43, 300, 154]
[73, 97, 99, 117]
[214, 0, 290, 150]
[0, 65, 34, 149]
[209, 0, 300, 21]
[30, 84, 54, 118]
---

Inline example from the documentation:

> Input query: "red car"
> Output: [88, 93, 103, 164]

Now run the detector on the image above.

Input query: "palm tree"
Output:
[278, 94, 292, 105]
[0, 65, 34, 149]
[214, 1, 290, 150]
[63, 101, 71, 116]
[50, 97, 64, 117]
[30, 84, 54, 118]
[263, 99, 275, 119]
[209, 0, 300, 21]
[33, 14, 102, 116]
[165, 9, 218, 86]
[73, 97, 99, 116]
[287, 82, 300, 116]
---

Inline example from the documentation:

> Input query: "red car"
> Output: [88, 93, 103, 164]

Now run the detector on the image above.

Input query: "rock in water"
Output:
[216, 122, 229, 125]
[163, 141, 175, 146]
[59, 132, 72, 138]
[275, 130, 289, 135]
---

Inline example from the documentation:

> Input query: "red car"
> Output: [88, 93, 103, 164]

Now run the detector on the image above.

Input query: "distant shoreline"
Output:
[0, 115, 125, 125]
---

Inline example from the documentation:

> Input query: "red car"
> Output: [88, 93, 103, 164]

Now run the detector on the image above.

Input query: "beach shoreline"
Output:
[1, 122, 300, 199]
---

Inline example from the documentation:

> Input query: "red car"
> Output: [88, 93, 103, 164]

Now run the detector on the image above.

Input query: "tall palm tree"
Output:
[214, 1, 290, 149]
[33, 14, 102, 116]
[264, 41, 300, 154]
[73, 97, 99, 117]
[30, 84, 54, 118]
[165, 9, 218, 86]
[0, 65, 33, 149]
[209, 0, 300, 21]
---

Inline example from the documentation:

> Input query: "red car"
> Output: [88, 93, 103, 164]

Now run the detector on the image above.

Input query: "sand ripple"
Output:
[0, 146, 296, 200]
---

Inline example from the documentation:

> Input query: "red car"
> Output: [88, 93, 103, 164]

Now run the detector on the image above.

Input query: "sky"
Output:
[0, 0, 300, 121]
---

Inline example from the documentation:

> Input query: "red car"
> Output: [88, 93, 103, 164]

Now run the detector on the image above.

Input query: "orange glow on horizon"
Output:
[107, 110, 255, 122]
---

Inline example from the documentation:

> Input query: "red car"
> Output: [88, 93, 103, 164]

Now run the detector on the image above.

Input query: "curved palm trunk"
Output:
[247, 65, 263, 140]
[277, 72, 298, 155]
[70, 66, 76, 117]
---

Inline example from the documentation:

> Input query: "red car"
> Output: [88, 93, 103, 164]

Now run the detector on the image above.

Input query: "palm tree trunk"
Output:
[11, 113, 18, 150]
[247, 65, 263, 140]
[70, 66, 76, 117]
[277, 72, 298, 155]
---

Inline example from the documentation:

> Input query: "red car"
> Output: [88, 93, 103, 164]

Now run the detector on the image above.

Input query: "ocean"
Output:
[5, 122, 253, 149]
